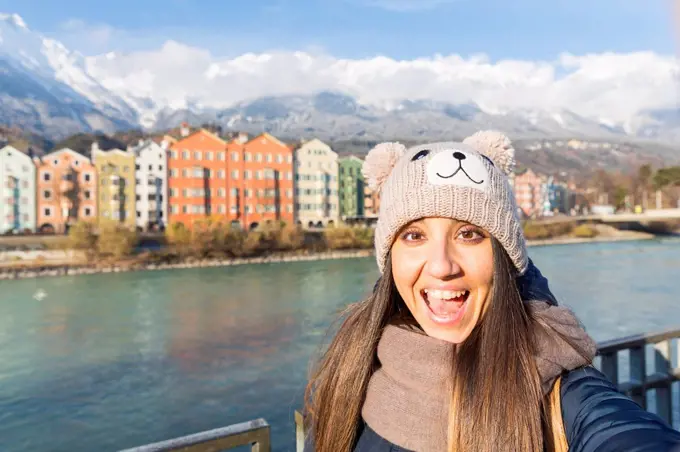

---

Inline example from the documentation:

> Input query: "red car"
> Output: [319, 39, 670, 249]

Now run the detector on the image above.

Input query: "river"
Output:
[1, 238, 679, 451]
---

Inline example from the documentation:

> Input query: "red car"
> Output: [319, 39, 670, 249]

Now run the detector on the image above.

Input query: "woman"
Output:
[304, 131, 680, 452]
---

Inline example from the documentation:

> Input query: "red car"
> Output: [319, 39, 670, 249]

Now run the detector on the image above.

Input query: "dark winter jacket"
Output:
[351, 366, 680, 451]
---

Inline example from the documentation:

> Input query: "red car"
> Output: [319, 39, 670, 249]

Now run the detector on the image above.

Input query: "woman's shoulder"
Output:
[559, 366, 680, 452]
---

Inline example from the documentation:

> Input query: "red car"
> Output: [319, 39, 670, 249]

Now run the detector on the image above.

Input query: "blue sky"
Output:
[0, 0, 676, 59]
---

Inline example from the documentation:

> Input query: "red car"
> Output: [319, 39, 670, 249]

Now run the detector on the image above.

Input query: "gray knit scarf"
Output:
[361, 302, 597, 451]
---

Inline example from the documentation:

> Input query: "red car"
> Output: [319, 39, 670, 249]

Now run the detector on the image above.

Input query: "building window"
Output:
[219, 152, 226, 161]
[232, 152, 239, 162]
[217, 205, 225, 214]
[171, 205, 179, 214]
[194, 151, 201, 160]
[182, 189, 188, 197]
[266, 154, 272, 163]
[182, 169, 188, 177]
[170, 169, 178, 177]
[206, 151, 214, 161]
[230, 206, 237, 214]
[44, 207, 51, 217]
[287, 155, 293, 163]
[42, 171, 51, 181]
[84, 173, 91, 182]
[182, 205, 188, 214]
[182, 151, 189, 160]
[84, 191, 91, 200]
[277, 155, 283, 163]
[245, 153, 251, 162]
[43, 190, 51, 199]
[231, 170, 239, 179]
[84, 207, 92, 217]
[218, 170, 226, 179]
[231, 188, 239, 197]
[218, 188, 226, 197]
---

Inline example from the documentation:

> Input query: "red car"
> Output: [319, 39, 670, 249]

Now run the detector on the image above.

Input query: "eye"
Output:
[457, 227, 485, 243]
[481, 155, 495, 167]
[411, 150, 430, 161]
[400, 228, 425, 242]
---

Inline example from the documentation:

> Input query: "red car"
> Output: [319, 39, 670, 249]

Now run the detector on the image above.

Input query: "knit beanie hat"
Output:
[362, 130, 528, 275]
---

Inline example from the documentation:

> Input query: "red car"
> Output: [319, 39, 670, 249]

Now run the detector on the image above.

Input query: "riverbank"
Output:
[0, 233, 663, 281]
[0, 249, 375, 280]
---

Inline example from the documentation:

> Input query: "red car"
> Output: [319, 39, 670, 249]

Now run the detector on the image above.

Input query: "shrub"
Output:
[572, 224, 598, 238]
[96, 220, 137, 259]
[523, 221, 574, 240]
[67, 221, 97, 257]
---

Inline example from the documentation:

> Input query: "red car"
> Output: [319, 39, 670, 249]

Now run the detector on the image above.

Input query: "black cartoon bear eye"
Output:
[481, 155, 495, 167]
[411, 149, 430, 161]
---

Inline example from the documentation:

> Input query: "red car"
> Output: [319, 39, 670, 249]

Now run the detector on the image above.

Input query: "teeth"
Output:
[424, 289, 467, 300]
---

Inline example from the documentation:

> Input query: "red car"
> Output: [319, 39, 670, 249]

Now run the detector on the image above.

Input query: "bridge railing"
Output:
[119, 327, 680, 452]
[596, 327, 680, 426]
[118, 419, 271, 452]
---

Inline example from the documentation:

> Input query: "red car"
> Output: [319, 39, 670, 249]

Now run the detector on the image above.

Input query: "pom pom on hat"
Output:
[463, 130, 515, 176]
[362, 142, 407, 192]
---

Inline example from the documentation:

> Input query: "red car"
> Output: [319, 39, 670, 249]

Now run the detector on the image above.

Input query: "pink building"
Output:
[511, 168, 546, 218]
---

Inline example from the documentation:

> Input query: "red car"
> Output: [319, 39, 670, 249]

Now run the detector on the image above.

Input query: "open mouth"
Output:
[421, 288, 470, 324]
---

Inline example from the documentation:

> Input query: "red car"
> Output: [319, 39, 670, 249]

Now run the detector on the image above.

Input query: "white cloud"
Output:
[84, 44, 680, 127]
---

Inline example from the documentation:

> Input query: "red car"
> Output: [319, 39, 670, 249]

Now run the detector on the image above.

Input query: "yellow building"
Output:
[92, 143, 137, 228]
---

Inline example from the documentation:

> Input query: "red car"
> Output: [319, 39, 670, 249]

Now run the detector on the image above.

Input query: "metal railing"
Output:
[119, 419, 270, 452]
[596, 327, 680, 425]
[121, 327, 680, 452]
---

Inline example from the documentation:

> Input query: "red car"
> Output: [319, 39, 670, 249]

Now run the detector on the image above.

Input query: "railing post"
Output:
[654, 340, 672, 425]
[295, 410, 306, 452]
[629, 346, 646, 408]
[600, 351, 618, 385]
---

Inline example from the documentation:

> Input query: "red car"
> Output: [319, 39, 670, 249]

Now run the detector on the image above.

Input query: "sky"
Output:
[1, 1, 679, 127]
[0, 0, 676, 59]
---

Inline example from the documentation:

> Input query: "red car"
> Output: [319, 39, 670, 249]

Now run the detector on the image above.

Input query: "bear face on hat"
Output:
[362, 131, 527, 275]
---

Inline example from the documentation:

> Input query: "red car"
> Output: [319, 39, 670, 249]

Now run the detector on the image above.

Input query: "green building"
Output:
[338, 156, 365, 219]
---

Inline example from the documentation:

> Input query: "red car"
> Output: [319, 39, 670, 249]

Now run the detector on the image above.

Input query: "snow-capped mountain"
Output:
[0, 13, 137, 138]
[2, 12, 680, 146]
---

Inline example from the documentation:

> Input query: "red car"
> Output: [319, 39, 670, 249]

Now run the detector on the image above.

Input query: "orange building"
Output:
[167, 129, 230, 228]
[35, 148, 98, 234]
[238, 133, 295, 229]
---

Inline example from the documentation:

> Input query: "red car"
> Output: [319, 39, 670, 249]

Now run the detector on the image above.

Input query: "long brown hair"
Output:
[304, 237, 571, 452]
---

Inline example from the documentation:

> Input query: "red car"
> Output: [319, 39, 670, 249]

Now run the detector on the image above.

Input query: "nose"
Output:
[424, 239, 462, 280]
[453, 151, 466, 160]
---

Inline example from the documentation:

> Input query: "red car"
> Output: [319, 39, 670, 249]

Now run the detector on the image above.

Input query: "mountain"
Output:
[0, 13, 138, 139]
[1, 12, 680, 158]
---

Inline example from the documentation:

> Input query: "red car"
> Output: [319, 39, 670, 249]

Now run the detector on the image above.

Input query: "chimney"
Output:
[238, 132, 248, 143]
[180, 122, 190, 137]
[91, 141, 100, 153]
[160, 140, 169, 150]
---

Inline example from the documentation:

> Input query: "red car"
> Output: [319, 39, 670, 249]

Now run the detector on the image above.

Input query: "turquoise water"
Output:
[0, 239, 679, 451]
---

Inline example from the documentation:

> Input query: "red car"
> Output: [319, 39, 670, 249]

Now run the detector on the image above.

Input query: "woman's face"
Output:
[390, 217, 494, 344]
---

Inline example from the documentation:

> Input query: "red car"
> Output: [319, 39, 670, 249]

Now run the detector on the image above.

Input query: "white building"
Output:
[294, 138, 340, 227]
[0, 146, 36, 233]
[129, 139, 169, 231]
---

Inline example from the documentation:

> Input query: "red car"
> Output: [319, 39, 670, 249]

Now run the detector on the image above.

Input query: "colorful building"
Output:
[168, 129, 230, 228]
[338, 156, 365, 219]
[0, 145, 36, 233]
[35, 148, 97, 234]
[130, 139, 169, 231]
[92, 144, 137, 228]
[512, 168, 546, 218]
[364, 186, 380, 218]
[238, 133, 295, 229]
[294, 138, 340, 227]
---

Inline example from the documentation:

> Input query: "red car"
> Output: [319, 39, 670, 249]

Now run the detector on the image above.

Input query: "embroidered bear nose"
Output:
[453, 151, 466, 160]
